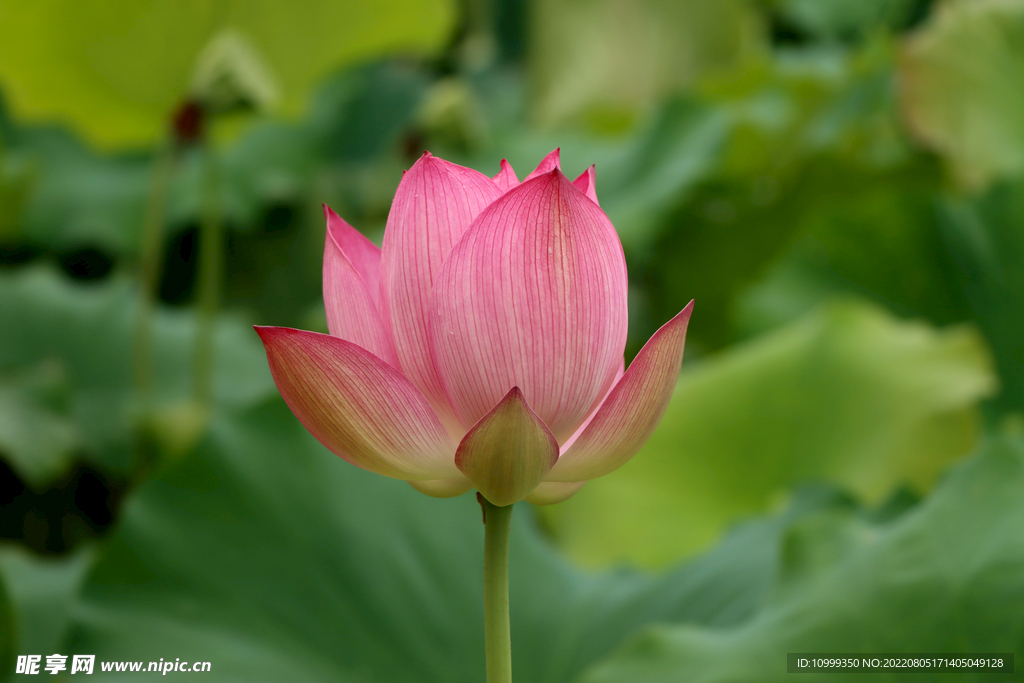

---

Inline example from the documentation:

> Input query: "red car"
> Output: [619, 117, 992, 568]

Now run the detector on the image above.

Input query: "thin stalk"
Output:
[192, 144, 222, 409]
[132, 143, 175, 408]
[482, 497, 513, 683]
[459, 0, 496, 71]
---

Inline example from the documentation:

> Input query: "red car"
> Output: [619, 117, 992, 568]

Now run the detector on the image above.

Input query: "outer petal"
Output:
[408, 477, 474, 498]
[430, 170, 629, 443]
[559, 358, 624, 454]
[379, 152, 503, 432]
[572, 165, 599, 206]
[322, 206, 398, 366]
[492, 159, 519, 192]
[256, 326, 459, 480]
[546, 301, 693, 482]
[525, 481, 586, 505]
[455, 387, 559, 506]
[523, 148, 561, 181]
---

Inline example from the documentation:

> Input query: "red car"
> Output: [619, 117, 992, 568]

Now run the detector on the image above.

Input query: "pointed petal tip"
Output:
[572, 165, 600, 205]
[492, 158, 520, 192]
[258, 327, 458, 481]
[524, 148, 563, 182]
[505, 385, 526, 402]
[674, 299, 695, 327]
[254, 324, 293, 341]
[322, 204, 358, 241]
[455, 386, 559, 506]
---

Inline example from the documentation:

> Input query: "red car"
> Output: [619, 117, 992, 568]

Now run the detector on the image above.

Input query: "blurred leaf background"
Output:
[0, 0, 1022, 680]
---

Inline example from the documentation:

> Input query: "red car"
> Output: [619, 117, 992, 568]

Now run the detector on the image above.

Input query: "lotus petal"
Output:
[492, 159, 519, 192]
[256, 326, 458, 480]
[546, 302, 693, 482]
[455, 387, 559, 506]
[523, 148, 561, 181]
[572, 165, 599, 205]
[379, 152, 503, 430]
[430, 170, 629, 443]
[408, 477, 474, 498]
[525, 481, 586, 505]
[322, 205, 397, 365]
[560, 358, 624, 454]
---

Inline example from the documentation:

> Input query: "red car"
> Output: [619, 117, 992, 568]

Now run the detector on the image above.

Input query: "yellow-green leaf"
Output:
[529, 0, 763, 131]
[0, 0, 455, 149]
[541, 299, 996, 568]
[900, 0, 1024, 188]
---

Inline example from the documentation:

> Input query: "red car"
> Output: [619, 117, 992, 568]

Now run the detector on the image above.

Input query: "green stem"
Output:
[193, 144, 222, 410]
[482, 497, 513, 683]
[132, 143, 175, 409]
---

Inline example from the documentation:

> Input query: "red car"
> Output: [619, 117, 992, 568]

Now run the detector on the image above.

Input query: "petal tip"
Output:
[524, 148, 563, 181]
[676, 299, 695, 326]
[455, 386, 559, 506]
[254, 324, 287, 341]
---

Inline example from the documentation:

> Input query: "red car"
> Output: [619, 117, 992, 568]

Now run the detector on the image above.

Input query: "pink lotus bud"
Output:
[256, 150, 693, 506]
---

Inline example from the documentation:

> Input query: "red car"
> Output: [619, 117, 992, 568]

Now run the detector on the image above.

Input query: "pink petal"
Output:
[408, 477, 473, 498]
[523, 148, 561, 181]
[525, 481, 586, 505]
[322, 206, 398, 366]
[492, 159, 519, 192]
[559, 358, 624, 454]
[546, 302, 694, 482]
[572, 165, 599, 206]
[430, 169, 629, 443]
[256, 326, 459, 480]
[455, 387, 559, 506]
[379, 152, 503, 431]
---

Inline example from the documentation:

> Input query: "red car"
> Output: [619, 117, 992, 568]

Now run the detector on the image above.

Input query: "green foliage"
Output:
[938, 180, 1024, 414]
[1, 59, 428, 261]
[733, 154, 970, 338]
[0, 0, 455, 149]
[900, 0, 1024, 189]
[542, 300, 995, 567]
[0, 546, 93, 657]
[0, 570, 12, 680]
[529, 0, 763, 129]
[13, 402, 1022, 683]
[6, 127, 152, 256]
[60, 397, 824, 683]
[0, 265, 274, 485]
[0, 0, 1022, 678]
[640, 39, 973, 350]
[769, 0, 919, 41]
[581, 434, 1024, 683]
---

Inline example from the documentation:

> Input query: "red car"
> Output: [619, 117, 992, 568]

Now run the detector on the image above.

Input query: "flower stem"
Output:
[482, 496, 513, 683]
[193, 144, 221, 410]
[132, 142, 175, 408]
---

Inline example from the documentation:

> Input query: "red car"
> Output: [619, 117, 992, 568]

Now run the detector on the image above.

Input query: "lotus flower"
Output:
[256, 149, 692, 507]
